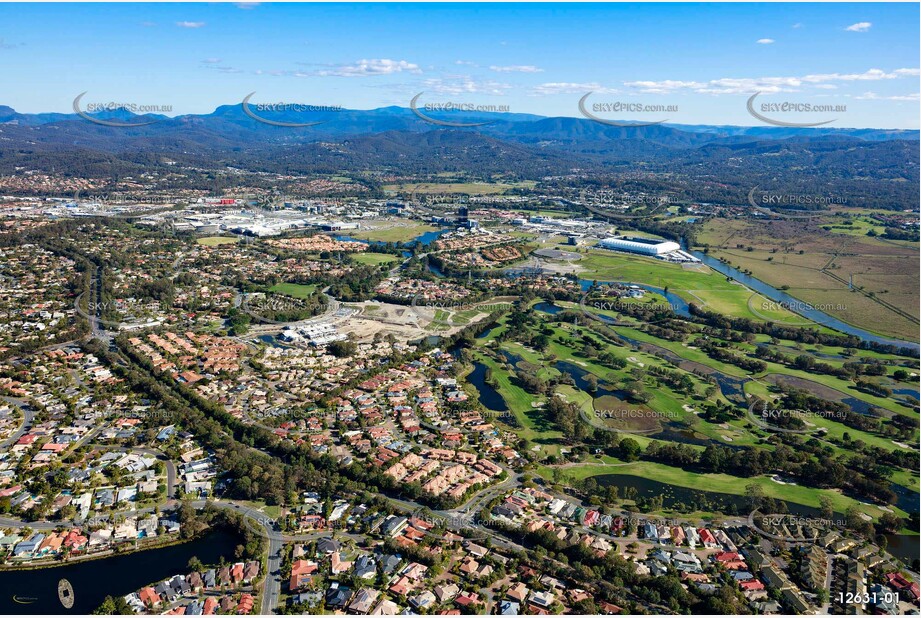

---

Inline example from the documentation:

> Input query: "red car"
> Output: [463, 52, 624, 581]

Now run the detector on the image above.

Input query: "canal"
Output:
[0, 529, 239, 614]
[687, 247, 919, 353]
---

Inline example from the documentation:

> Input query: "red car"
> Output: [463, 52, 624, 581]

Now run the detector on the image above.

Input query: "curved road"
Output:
[0, 397, 34, 450]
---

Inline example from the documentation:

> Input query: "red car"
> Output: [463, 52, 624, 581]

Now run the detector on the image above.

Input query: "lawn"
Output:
[576, 249, 811, 324]
[350, 223, 441, 244]
[196, 236, 239, 246]
[350, 252, 401, 266]
[268, 282, 318, 298]
[611, 324, 916, 421]
[469, 300, 917, 525]
[535, 461, 909, 520]
[469, 352, 564, 451]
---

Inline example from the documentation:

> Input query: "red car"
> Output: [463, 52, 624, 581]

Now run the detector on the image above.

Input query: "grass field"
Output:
[535, 462, 909, 520]
[575, 249, 812, 325]
[695, 217, 919, 341]
[613, 324, 917, 422]
[268, 282, 318, 298]
[471, 353, 565, 450]
[350, 223, 440, 244]
[350, 252, 401, 266]
[196, 236, 239, 246]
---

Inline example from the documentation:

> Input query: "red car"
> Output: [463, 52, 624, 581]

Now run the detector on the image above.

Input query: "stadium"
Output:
[598, 236, 681, 255]
[597, 236, 699, 263]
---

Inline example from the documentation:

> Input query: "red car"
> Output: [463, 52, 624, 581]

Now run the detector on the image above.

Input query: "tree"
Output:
[745, 483, 765, 510]
[585, 375, 598, 394]
[327, 340, 357, 358]
[618, 438, 642, 462]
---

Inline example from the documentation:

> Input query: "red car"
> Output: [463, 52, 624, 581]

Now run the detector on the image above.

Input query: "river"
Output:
[687, 248, 919, 353]
[0, 529, 239, 614]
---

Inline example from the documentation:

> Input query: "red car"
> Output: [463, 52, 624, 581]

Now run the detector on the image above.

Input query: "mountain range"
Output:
[0, 103, 917, 211]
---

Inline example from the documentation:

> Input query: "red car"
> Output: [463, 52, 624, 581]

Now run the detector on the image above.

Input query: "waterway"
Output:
[0, 529, 239, 614]
[534, 301, 563, 316]
[467, 362, 508, 412]
[334, 228, 448, 252]
[687, 247, 919, 353]
[578, 279, 692, 318]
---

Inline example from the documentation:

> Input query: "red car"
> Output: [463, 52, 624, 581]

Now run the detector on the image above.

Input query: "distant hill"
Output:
[0, 102, 917, 211]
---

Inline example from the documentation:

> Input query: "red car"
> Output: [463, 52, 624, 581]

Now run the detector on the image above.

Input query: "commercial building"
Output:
[598, 236, 681, 256]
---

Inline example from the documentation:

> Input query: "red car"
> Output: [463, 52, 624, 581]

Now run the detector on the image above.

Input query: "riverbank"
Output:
[0, 533, 190, 572]
[0, 529, 240, 614]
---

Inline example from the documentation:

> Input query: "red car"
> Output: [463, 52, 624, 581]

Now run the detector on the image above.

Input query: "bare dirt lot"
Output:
[337, 301, 493, 342]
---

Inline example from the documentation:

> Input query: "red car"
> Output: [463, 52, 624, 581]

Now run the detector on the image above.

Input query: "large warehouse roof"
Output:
[599, 236, 681, 255]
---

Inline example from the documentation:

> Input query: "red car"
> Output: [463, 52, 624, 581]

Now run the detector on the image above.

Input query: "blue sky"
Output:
[1, 2, 918, 128]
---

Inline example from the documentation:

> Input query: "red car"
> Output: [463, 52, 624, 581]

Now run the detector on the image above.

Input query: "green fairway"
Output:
[536, 461, 909, 520]
[268, 282, 319, 298]
[349, 223, 440, 243]
[468, 353, 564, 450]
[350, 252, 401, 266]
[470, 297, 917, 529]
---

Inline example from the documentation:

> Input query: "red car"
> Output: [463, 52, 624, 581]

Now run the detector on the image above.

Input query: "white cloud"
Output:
[856, 91, 920, 101]
[316, 59, 421, 77]
[625, 79, 709, 94]
[204, 65, 243, 74]
[801, 68, 918, 82]
[757, 38, 775, 44]
[235, 2, 260, 8]
[531, 82, 618, 96]
[621, 67, 920, 95]
[792, 23, 803, 29]
[201, 58, 222, 64]
[845, 22, 872, 32]
[176, 21, 206, 28]
[455, 60, 478, 67]
[489, 65, 544, 73]
[422, 77, 511, 96]
[139, 21, 157, 27]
